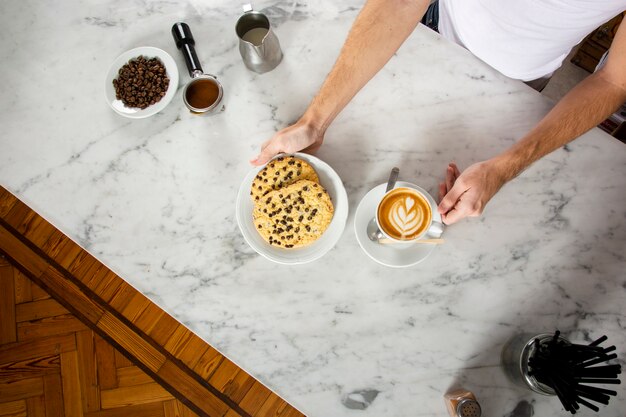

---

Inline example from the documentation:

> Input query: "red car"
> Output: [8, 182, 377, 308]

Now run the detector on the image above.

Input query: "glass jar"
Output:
[501, 332, 569, 395]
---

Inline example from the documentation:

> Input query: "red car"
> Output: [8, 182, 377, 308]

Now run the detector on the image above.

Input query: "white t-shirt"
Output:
[438, 0, 625, 81]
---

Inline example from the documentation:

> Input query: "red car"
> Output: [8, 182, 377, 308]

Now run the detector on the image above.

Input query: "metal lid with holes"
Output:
[456, 399, 481, 417]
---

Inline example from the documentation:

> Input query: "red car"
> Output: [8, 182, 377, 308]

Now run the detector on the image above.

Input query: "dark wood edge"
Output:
[0, 214, 252, 417]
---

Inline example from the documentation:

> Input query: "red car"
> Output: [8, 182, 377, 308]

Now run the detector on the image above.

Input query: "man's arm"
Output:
[438, 19, 626, 224]
[251, 0, 430, 165]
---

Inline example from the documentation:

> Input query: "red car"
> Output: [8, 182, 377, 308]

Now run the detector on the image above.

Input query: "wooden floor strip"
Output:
[60, 350, 83, 417]
[0, 399, 26, 416]
[0, 260, 16, 344]
[0, 186, 305, 416]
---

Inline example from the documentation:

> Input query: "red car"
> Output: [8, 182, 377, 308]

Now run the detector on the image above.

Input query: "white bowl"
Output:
[104, 47, 179, 119]
[236, 153, 348, 265]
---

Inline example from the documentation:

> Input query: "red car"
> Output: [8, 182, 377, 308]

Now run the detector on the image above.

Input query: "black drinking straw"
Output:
[576, 390, 610, 405]
[577, 365, 622, 378]
[576, 353, 618, 368]
[527, 331, 622, 414]
[575, 385, 617, 396]
[589, 335, 608, 347]
[575, 396, 600, 412]
[573, 378, 622, 384]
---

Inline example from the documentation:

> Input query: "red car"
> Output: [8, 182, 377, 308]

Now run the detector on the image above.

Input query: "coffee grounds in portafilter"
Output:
[185, 79, 220, 110]
[112, 56, 169, 109]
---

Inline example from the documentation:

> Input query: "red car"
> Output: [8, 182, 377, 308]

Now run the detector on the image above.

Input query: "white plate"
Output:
[354, 182, 443, 268]
[104, 47, 179, 119]
[236, 153, 348, 264]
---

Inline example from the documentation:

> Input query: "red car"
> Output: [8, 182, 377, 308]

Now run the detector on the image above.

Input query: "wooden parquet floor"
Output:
[0, 186, 304, 417]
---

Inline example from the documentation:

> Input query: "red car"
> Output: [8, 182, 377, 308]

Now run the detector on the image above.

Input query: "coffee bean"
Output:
[112, 56, 169, 109]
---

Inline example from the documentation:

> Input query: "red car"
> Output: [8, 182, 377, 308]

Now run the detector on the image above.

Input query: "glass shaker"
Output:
[444, 389, 481, 417]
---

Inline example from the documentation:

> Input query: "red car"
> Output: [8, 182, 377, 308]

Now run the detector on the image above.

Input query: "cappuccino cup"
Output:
[376, 184, 443, 246]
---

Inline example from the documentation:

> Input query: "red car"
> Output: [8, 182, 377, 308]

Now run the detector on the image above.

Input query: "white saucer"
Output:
[354, 182, 443, 268]
[236, 153, 348, 265]
[104, 47, 179, 119]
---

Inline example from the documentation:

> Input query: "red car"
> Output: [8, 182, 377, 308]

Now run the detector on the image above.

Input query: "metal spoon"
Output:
[367, 167, 399, 242]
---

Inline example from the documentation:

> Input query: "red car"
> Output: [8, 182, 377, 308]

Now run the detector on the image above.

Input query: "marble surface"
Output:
[1, 1, 626, 416]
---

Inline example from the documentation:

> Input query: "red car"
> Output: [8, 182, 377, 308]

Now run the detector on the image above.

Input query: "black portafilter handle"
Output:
[172, 22, 203, 77]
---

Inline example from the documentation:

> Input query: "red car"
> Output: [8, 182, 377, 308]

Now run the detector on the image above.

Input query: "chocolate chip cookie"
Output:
[250, 156, 319, 203]
[253, 180, 334, 248]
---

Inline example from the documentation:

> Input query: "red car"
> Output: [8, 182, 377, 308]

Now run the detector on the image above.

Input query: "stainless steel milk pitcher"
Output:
[235, 4, 283, 73]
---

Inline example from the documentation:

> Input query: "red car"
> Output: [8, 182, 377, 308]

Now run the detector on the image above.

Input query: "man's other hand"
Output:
[437, 160, 507, 225]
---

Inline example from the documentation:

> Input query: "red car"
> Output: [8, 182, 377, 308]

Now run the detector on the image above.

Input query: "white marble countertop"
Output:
[1, 1, 625, 416]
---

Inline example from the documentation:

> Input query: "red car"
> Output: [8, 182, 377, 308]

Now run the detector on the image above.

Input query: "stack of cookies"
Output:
[251, 156, 334, 248]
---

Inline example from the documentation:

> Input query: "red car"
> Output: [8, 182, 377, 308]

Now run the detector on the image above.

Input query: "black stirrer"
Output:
[575, 396, 600, 412]
[527, 331, 621, 414]
[589, 335, 608, 347]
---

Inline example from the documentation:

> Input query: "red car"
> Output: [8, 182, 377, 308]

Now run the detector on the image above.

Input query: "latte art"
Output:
[377, 187, 432, 240]
[388, 196, 424, 237]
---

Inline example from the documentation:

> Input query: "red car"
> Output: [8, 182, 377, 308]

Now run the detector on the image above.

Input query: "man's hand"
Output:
[250, 0, 429, 166]
[437, 161, 507, 225]
[250, 120, 324, 166]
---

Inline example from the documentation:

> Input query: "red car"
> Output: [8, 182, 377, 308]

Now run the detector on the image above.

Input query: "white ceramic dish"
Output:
[236, 153, 348, 264]
[354, 181, 443, 268]
[104, 47, 179, 119]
